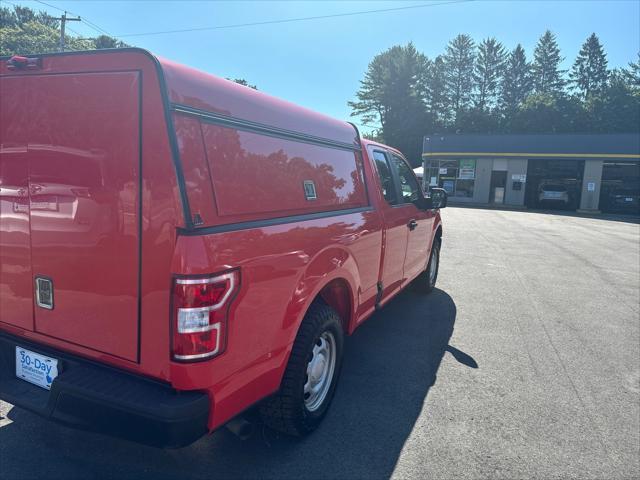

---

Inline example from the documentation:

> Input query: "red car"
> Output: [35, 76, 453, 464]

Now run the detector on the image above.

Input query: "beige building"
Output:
[418, 134, 640, 214]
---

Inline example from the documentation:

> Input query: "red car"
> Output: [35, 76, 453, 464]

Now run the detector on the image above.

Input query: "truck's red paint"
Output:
[0, 49, 442, 440]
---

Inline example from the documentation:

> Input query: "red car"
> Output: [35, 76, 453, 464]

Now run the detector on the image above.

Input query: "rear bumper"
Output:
[0, 332, 210, 448]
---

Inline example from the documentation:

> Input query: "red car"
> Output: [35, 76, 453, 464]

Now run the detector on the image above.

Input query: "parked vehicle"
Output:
[607, 191, 639, 214]
[538, 182, 570, 205]
[0, 49, 446, 448]
[602, 184, 640, 215]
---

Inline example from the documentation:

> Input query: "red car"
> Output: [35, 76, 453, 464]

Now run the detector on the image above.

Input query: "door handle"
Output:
[407, 219, 418, 231]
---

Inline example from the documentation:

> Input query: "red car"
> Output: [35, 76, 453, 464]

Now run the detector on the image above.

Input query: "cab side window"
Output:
[372, 150, 397, 205]
[390, 154, 421, 204]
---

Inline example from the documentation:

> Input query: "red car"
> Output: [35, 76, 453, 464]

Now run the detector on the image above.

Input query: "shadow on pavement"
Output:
[0, 288, 474, 480]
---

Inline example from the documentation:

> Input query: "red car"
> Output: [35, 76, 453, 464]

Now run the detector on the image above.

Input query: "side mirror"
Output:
[414, 188, 447, 210]
[428, 188, 447, 209]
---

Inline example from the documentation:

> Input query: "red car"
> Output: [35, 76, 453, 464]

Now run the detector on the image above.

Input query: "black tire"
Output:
[259, 301, 344, 436]
[413, 239, 440, 294]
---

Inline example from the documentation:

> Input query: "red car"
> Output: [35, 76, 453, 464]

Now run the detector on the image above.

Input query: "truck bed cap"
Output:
[1, 48, 360, 149]
[158, 55, 360, 148]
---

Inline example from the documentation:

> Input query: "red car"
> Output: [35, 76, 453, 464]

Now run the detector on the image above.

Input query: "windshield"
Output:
[541, 184, 567, 192]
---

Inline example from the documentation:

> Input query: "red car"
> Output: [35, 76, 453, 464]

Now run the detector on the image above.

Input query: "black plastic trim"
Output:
[347, 122, 373, 210]
[142, 54, 194, 228]
[370, 148, 401, 206]
[137, 70, 144, 363]
[172, 104, 362, 152]
[0, 331, 209, 448]
[178, 206, 374, 236]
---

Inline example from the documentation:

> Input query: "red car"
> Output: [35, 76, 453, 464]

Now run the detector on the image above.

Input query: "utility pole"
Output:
[50, 12, 81, 52]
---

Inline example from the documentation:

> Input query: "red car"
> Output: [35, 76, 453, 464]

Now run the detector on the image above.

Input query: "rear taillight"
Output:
[172, 269, 239, 361]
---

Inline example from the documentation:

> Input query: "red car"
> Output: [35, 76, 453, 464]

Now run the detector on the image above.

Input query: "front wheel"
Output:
[413, 239, 440, 294]
[259, 302, 344, 436]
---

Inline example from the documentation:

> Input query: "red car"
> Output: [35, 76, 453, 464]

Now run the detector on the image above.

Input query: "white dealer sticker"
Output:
[15, 347, 59, 390]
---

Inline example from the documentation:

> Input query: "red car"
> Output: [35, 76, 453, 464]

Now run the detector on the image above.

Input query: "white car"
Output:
[538, 183, 570, 204]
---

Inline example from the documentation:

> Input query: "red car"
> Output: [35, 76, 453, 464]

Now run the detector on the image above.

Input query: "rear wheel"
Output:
[413, 239, 440, 294]
[259, 302, 344, 436]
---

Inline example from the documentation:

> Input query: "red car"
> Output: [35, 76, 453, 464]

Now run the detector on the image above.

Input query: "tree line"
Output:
[350, 32, 640, 165]
[1, 5, 257, 89]
[0, 5, 128, 54]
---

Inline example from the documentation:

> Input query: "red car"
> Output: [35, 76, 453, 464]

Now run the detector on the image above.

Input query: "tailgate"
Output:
[0, 71, 141, 362]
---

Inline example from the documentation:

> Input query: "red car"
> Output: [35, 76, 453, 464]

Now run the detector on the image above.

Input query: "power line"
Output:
[34, 0, 113, 37]
[35, 0, 111, 35]
[82, 18, 112, 37]
[4, 0, 84, 51]
[66, 26, 82, 36]
[115, 0, 472, 38]
[47, 10, 81, 51]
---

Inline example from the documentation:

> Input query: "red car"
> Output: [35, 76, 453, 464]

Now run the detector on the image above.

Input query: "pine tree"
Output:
[426, 55, 450, 127]
[622, 53, 640, 91]
[443, 34, 476, 122]
[349, 43, 430, 163]
[532, 30, 566, 96]
[500, 44, 533, 115]
[474, 37, 507, 112]
[570, 33, 609, 98]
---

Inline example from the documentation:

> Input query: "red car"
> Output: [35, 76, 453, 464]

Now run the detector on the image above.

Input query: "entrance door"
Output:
[489, 171, 507, 204]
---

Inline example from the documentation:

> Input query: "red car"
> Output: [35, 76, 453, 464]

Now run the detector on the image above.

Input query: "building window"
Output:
[424, 158, 476, 198]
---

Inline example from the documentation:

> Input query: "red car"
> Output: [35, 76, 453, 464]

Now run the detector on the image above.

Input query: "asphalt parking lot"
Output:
[1, 207, 639, 479]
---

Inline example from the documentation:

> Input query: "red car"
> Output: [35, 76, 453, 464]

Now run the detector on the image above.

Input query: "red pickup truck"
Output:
[0, 49, 446, 447]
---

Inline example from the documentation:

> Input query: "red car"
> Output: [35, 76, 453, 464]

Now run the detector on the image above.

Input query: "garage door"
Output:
[600, 161, 640, 215]
[525, 159, 585, 211]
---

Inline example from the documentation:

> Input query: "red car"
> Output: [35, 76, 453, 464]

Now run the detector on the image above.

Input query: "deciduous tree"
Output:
[0, 5, 125, 55]
[228, 78, 258, 90]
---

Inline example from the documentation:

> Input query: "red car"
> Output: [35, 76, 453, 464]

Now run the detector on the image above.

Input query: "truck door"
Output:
[2, 71, 141, 362]
[369, 149, 408, 299]
[387, 153, 434, 284]
[0, 76, 33, 331]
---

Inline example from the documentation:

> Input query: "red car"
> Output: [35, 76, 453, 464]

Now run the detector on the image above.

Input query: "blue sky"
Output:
[12, 1, 640, 133]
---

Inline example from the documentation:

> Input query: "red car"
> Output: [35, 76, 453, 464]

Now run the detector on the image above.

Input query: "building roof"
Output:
[423, 134, 640, 160]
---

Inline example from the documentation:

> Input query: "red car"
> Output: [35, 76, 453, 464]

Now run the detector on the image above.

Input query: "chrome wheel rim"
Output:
[304, 331, 336, 412]
[429, 247, 439, 285]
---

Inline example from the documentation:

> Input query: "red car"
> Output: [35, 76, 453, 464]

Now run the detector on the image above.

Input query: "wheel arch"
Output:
[282, 245, 360, 340]
[317, 277, 354, 335]
[434, 223, 443, 244]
